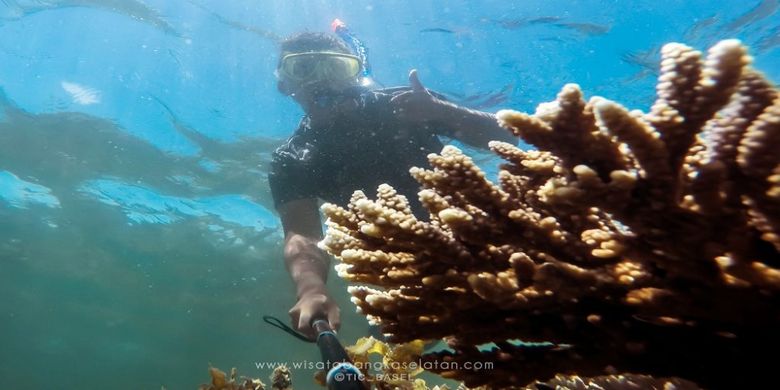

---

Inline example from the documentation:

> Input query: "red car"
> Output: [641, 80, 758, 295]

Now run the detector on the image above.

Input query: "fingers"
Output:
[289, 293, 341, 340]
[289, 305, 316, 340]
[298, 310, 317, 340]
[328, 306, 341, 332]
[408, 69, 425, 92]
[297, 309, 312, 331]
[389, 69, 427, 107]
[288, 306, 301, 331]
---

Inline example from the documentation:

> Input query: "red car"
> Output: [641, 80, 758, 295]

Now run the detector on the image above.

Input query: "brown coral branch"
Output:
[320, 40, 780, 389]
[497, 86, 630, 181]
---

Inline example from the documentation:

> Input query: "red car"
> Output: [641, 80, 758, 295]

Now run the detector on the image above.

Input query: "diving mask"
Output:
[278, 51, 362, 85]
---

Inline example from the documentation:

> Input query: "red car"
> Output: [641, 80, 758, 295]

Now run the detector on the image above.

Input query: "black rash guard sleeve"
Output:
[267, 119, 320, 209]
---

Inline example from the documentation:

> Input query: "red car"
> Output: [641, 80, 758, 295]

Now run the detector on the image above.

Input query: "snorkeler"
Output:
[268, 30, 516, 339]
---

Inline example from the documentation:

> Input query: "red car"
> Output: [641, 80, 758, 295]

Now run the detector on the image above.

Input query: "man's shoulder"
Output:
[368, 86, 445, 102]
[337, 86, 407, 108]
[271, 117, 312, 166]
[371, 86, 413, 96]
[371, 85, 448, 100]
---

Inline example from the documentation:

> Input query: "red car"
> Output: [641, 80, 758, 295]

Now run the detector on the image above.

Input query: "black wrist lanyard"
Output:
[262, 315, 315, 342]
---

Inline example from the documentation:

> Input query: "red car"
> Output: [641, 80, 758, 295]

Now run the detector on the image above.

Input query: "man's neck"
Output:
[306, 105, 338, 124]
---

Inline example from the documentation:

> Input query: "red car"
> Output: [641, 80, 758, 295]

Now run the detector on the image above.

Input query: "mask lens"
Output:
[280, 52, 360, 83]
[322, 56, 360, 80]
[286, 56, 316, 79]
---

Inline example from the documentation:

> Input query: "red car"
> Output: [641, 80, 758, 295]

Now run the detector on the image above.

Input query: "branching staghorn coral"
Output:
[318, 40, 780, 388]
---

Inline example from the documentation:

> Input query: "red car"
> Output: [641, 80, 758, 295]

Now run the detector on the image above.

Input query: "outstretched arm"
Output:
[278, 198, 340, 339]
[390, 69, 517, 148]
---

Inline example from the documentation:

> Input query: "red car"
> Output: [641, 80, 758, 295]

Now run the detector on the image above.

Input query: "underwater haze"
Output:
[1, 0, 778, 389]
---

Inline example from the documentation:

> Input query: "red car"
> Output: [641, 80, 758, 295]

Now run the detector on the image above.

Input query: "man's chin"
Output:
[311, 85, 350, 96]
[306, 79, 358, 94]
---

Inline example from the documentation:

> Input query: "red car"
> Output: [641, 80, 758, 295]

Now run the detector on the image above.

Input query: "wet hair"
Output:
[279, 32, 351, 55]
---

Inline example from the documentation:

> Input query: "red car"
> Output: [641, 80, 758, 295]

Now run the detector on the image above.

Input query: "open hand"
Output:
[389, 69, 447, 122]
[289, 291, 341, 340]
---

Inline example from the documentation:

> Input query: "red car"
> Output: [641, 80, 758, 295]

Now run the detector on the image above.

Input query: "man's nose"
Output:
[313, 64, 328, 78]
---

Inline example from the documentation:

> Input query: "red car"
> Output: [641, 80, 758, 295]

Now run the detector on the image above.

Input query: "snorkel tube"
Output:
[331, 18, 375, 88]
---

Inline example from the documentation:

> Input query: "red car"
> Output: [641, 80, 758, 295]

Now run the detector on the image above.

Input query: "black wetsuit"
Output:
[268, 87, 454, 216]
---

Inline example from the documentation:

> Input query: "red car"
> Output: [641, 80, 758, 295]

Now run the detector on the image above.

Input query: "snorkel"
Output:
[331, 19, 376, 88]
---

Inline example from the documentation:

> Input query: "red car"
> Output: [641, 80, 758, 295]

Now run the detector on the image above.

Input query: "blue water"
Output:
[1, 0, 778, 388]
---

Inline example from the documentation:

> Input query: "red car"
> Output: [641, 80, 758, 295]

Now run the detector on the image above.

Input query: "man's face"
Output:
[276, 50, 361, 98]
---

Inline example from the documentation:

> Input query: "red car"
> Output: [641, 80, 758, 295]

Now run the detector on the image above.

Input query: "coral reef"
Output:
[318, 40, 780, 388]
[522, 375, 700, 390]
[198, 365, 291, 390]
[342, 336, 429, 389]
[200, 344, 464, 390]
